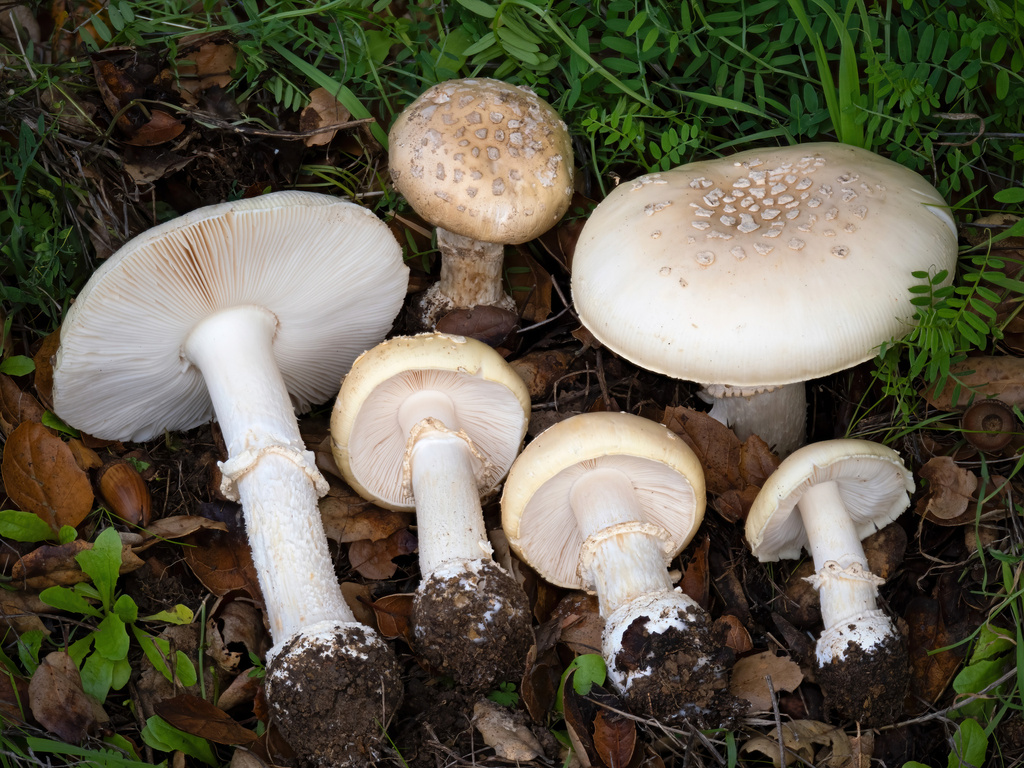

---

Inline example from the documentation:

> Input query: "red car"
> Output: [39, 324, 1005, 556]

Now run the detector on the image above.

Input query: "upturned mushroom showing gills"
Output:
[746, 439, 915, 725]
[388, 78, 574, 330]
[51, 191, 409, 766]
[502, 411, 741, 727]
[331, 332, 533, 690]
[570, 143, 959, 456]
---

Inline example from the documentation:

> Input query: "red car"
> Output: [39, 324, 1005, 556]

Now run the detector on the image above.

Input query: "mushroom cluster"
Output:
[331, 332, 534, 690]
[502, 411, 741, 726]
[571, 142, 958, 455]
[389, 78, 574, 330]
[52, 191, 409, 766]
[746, 439, 914, 724]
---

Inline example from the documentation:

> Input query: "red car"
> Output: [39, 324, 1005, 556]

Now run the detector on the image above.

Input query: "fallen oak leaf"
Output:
[2, 420, 94, 534]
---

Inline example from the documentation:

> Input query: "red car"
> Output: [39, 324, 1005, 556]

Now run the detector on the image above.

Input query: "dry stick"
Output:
[766, 674, 786, 768]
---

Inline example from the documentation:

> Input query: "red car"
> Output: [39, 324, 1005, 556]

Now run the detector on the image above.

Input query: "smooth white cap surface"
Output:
[745, 439, 914, 561]
[331, 333, 531, 510]
[571, 143, 958, 388]
[388, 78, 574, 244]
[501, 411, 706, 589]
[52, 191, 409, 442]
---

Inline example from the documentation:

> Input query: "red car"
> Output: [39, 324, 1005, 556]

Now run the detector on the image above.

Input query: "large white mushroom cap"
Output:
[331, 332, 531, 510]
[571, 143, 959, 389]
[52, 191, 409, 442]
[501, 411, 706, 590]
[745, 438, 915, 562]
[388, 78, 574, 244]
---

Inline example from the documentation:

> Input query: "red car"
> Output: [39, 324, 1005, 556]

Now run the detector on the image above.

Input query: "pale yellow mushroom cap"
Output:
[501, 411, 706, 590]
[571, 143, 959, 389]
[388, 78, 574, 244]
[745, 439, 914, 562]
[331, 333, 531, 511]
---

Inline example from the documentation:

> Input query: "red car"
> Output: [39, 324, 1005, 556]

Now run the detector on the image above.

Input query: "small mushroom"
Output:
[501, 411, 741, 726]
[960, 399, 1018, 452]
[331, 332, 533, 689]
[52, 191, 409, 766]
[389, 78, 574, 330]
[745, 439, 914, 725]
[570, 143, 958, 455]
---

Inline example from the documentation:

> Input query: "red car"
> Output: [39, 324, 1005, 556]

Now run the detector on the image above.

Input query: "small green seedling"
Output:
[39, 527, 197, 702]
[487, 681, 520, 708]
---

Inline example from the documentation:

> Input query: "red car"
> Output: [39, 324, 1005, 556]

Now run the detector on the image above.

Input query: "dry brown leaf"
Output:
[299, 87, 352, 147]
[662, 406, 742, 495]
[550, 592, 603, 656]
[156, 693, 259, 746]
[347, 529, 417, 580]
[11, 539, 144, 590]
[0, 374, 45, 436]
[915, 456, 978, 524]
[31, 330, 58, 408]
[319, 488, 411, 544]
[592, 707, 636, 768]
[714, 485, 762, 523]
[679, 535, 710, 609]
[175, 39, 236, 100]
[1, 589, 50, 638]
[206, 600, 268, 676]
[0, 668, 30, 724]
[124, 109, 186, 146]
[2, 420, 94, 533]
[435, 305, 518, 347]
[904, 596, 966, 709]
[28, 651, 108, 743]
[925, 356, 1024, 410]
[67, 438, 103, 471]
[136, 514, 229, 550]
[370, 593, 416, 645]
[472, 698, 545, 761]
[182, 502, 261, 600]
[714, 614, 752, 655]
[730, 651, 804, 712]
[505, 246, 553, 324]
[740, 720, 849, 767]
[510, 348, 578, 401]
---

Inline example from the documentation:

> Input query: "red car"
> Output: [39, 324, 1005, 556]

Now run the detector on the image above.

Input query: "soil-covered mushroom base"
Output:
[816, 627, 910, 726]
[266, 622, 405, 767]
[610, 601, 745, 728]
[413, 558, 533, 690]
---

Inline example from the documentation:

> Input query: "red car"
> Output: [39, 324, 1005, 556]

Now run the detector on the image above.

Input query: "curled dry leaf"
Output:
[1, 589, 50, 638]
[904, 596, 967, 710]
[925, 356, 1024, 410]
[11, 539, 144, 590]
[915, 456, 978, 525]
[472, 698, 546, 762]
[0, 374, 45, 436]
[369, 592, 415, 645]
[714, 614, 753, 655]
[0, 5, 41, 44]
[729, 651, 804, 712]
[741, 720, 852, 768]
[67, 439, 103, 471]
[680, 535, 710, 609]
[505, 246, 553, 324]
[550, 592, 603, 656]
[347, 528, 417, 580]
[2, 420, 94, 534]
[592, 706, 637, 768]
[299, 87, 352, 147]
[134, 514, 229, 552]
[32, 329, 59, 409]
[175, 39, 237, 101]
[29, 651, 108, 743]
[206, 599, 269, 676]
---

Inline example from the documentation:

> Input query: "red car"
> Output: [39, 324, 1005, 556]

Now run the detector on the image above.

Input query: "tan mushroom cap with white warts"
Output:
[388, 78, 574, 244]
[330, 333, 531, 511]
[52, 191, 409, 443]
[571, 143, 959, 389]
[501, 411, 706, 590]
[745, 439, 915, 562]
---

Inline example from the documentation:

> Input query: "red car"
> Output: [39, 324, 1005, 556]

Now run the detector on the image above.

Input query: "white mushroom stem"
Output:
[702, 382, 806, 457]
[184, 305, 354, 652]
[399, 390, 492, 574]
[569, 466, 674, 617]
[429, 228, 517, 311]
[797, 479, 891, 661]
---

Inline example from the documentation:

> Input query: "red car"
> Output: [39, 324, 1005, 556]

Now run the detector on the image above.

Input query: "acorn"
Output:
[960, 400, 1019, 453]
[97, 460, 152, 526]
